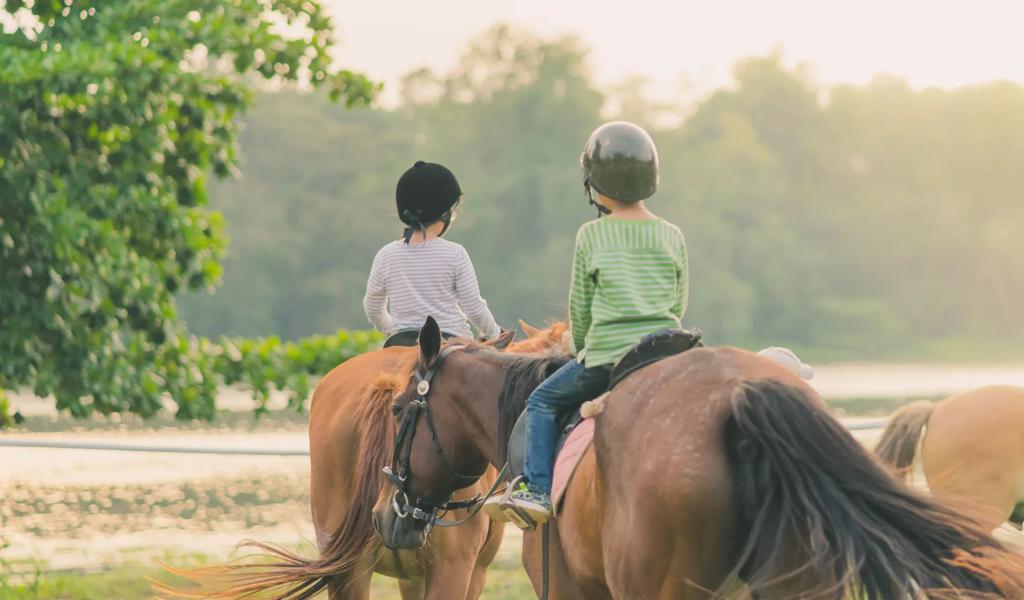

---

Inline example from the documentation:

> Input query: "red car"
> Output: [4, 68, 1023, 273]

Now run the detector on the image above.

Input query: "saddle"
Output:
[505, 327, 703, 493]
[608, 327, 703, 389]
[384, 328, 459, 348]
[383, 329, 420, 348]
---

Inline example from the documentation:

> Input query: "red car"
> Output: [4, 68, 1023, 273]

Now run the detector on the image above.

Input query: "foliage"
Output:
[179, 27, 1024, 360]
[0, 0, 377, 420]
[201, 328, 382, 416]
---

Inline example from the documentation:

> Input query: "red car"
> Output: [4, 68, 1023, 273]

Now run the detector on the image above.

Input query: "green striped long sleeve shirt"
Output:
[570, 217, 689, 367]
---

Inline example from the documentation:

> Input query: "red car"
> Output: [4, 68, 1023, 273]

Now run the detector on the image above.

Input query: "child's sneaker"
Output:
[505, 483, 553, 528]
[483, 482, 553, 528]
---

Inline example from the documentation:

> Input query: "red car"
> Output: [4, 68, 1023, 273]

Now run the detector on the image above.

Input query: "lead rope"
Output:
[541, 522, 550, 600]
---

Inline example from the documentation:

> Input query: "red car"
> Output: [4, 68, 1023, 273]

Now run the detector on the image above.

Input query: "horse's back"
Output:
[310, 346, 416, 422]
[586, 346, 814, 597]
[922, 385, 1024, 526]
[925, 385, 1024, 472]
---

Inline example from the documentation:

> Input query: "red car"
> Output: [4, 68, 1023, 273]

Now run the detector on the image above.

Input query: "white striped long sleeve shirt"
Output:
[363, 238, 501, 339]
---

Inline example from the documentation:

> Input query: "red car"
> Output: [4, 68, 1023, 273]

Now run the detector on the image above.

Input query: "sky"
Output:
[327, 0, 1024, 107]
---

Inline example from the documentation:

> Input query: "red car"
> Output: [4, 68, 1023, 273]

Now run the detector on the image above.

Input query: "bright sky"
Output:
[327, 0, 1024, 106]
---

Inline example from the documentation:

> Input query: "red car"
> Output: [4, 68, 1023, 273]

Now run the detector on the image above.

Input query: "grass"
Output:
[0, 551, 535, 600]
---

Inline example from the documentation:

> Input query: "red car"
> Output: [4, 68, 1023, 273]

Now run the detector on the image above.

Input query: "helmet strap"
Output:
[437, 200, 459, 237]
[585, 179, 611, 217]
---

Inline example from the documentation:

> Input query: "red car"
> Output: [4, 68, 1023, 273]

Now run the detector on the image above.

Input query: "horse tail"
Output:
[723, 378, 1024, 599]
[155, 374, 400, 599]
[874, 399, 934, 480]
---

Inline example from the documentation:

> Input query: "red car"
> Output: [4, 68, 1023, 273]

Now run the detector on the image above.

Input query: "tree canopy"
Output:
[0, 0, 376, 421]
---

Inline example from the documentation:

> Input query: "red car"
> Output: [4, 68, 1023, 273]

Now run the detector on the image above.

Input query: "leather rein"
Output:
[382, 344, 509, 534]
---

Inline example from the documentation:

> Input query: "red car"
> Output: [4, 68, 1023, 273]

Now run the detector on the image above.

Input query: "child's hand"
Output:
[561, 330, 574, 355]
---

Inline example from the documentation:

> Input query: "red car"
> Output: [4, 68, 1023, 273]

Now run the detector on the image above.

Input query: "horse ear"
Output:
[491, 328, 516, 350]
[419, 316, 442, 367]
[519, 319, 541, 338]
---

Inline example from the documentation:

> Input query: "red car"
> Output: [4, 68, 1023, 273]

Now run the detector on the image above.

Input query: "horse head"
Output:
[372, 316, 568, 550]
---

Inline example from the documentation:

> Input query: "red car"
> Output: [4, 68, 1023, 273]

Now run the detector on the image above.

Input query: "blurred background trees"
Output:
[179, 26, 1024, 360]
[3, 15, 1022, 421]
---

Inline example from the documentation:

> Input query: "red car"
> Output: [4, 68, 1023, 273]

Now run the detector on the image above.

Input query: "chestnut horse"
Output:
[159, 322, 565, 600]
[373, 317, 1024, 599]
[876, 385, 1024, 533]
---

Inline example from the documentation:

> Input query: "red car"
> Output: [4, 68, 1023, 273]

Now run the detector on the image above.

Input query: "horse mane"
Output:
[155, 363, 409, 599]
[496, 352, 571, 463]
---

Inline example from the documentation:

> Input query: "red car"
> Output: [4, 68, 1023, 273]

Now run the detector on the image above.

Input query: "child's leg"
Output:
[523, 359, 610, 494]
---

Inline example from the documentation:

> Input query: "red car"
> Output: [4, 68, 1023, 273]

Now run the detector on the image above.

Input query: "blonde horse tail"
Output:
[874, 400, 934, 481]
[154, 377, 400, 599]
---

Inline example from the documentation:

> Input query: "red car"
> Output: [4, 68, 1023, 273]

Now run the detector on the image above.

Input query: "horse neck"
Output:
[442, 351, 518, 469]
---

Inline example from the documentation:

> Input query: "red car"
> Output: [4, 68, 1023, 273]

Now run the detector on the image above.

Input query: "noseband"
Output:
[383, 344, 508, 533]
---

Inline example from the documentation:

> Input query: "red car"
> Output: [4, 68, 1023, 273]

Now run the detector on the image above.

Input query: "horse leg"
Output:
[326, 569, 373, 600]
[924, 459, 1022, 531]
[523, 525, 602, 599]
[603, 513, 736, 600]
[398, 578, 426, 600]
[464, 520, 505, 599]
[420, 558, 476, 600]
[527, 451, 610, 599]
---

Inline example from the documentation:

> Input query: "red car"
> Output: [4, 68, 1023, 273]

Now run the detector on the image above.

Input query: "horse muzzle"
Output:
[373, 504, 428, 550]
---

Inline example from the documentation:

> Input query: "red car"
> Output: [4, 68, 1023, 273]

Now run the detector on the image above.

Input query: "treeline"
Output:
[179, 26, 1024, 360]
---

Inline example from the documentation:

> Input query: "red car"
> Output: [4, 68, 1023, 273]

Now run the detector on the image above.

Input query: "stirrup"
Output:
[498, 475, 540, 531]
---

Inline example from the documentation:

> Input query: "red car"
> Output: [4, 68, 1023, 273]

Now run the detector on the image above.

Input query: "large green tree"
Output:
[0, 0, 375, 422]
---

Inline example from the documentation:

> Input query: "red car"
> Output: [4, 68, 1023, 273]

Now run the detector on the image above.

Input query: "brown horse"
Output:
[158, 322, 564, 600]
[876, 385, 1024, 533]
[373, 317, 1024, 599]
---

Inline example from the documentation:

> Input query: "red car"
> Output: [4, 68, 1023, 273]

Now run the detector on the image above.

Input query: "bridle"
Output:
[382, 344, 508, 534]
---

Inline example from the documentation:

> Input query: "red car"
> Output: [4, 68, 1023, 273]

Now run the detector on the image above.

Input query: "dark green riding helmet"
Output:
[580, 121, 660, 203]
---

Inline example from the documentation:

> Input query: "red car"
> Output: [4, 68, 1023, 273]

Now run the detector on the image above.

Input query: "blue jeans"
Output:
[523, 359, 610, 494]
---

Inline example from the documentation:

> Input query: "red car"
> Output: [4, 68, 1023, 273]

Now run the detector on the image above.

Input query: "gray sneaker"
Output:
[504, 483, 553, 529]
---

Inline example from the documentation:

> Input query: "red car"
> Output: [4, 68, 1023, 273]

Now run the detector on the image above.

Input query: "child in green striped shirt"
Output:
[484, 121, 688, 527]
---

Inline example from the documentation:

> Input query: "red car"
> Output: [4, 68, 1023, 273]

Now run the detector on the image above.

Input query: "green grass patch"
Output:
[0, 551, 534, 600]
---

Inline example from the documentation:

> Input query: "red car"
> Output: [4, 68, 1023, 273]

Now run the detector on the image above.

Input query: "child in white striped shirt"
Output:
[363, 161, 500, 343]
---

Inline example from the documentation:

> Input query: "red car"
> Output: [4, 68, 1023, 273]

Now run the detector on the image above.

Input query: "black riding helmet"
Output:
[580, 121, 659, 213]
[396, 161, 462, 243]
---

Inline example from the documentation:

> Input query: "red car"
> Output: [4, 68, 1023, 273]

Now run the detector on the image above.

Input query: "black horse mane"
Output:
[495, 352, 571, 463]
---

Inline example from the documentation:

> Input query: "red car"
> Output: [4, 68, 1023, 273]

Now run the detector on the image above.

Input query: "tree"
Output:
[0, 0, 376, 420]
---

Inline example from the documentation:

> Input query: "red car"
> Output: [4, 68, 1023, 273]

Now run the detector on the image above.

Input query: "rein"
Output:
[383, 344, 508, 533]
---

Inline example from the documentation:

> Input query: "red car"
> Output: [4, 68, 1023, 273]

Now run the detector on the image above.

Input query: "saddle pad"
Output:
[551, 417, 595, 515]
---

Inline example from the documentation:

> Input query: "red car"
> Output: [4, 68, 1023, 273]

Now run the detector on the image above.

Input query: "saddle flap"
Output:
[507, 408, 583, 479]
[608, 327, 703, 390]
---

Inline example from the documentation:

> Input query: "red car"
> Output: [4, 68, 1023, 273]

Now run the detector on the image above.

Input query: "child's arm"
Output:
[671, 235, 689, 319]
[454, 247, 501, 339]
[363, 249, 395, 333]
[568, 228, 594, 354]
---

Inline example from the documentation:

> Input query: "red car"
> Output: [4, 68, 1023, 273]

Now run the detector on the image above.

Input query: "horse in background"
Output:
[876, 385, 1024, 533]
[373, 317, 1024, 599]
[157, 321, 565, 600]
